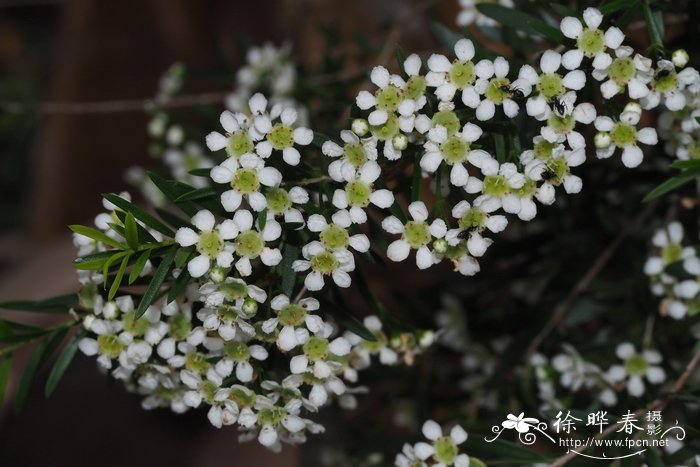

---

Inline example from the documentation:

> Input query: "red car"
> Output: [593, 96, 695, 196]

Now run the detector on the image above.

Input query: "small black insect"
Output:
[457, 225, 478, 239]
[500, 84, 525, 99]
[550, 96, 568, 116]
[541, 170, 557, 181]
[655, 68, 671, 81]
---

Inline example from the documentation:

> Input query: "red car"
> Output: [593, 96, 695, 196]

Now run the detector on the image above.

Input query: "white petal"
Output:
[175, 227, 198, 247]
[636, 127, 658, 145]
[422, 420, 442, 440]
[387, 239, 411, 262]
[560, 17, 582, 39]
[408, 201, 429, 222]
[454, 38, 475, 61]
[206, 132, 227, 151]
[540, 50, 561, 74]
[192, 210, 215, 231]
[188, 255, 210, 278]
[621, 146, 643, 168]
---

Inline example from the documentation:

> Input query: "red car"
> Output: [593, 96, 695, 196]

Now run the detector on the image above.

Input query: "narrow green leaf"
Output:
[257, 209, 268, 231]
[395, 44, 407, 76]
[671, 159, 700, 170]
[102, 251, 129, 289]
[389, 201, 408, 224]
[146, 172, 198, 217]
[69, 225, 125, 249]
[411, 153, 422, 202]
[155, 208, 192, 230]
[642, 2, 665, 50]
[73, 250, 115, 270]
[477, 4, 564, 43]
[14, 338, 50, 413]
[280, 245, 300, 297]
[643, 168, 700, 202]
[135, 246, 178, 319]
[549, 3, 576, 17]
[430, 21, 463, 49]
[173, 187, 218, 202]
[310, 131, 330, 150]
[124, 212, 139, 250]
[45, 330, 84, 397]
[108, 254, 130, 300]
[174, 246, 195, 269]
[0, 294, 78, 313]
[167, 269, 192, 303]
[188, 168, 211, 178]
[0, 358, 11, 405]
[600, 0, 636, 15]
[102, 193, 175, 237]
[129, 249, 151, 284]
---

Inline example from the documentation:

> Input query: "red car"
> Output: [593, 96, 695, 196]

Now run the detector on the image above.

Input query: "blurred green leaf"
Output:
[45, 330, 84, 397]
[280, 245, 300, 297]
[124, 212, 139, 250]
[103, 193, 175, 237]
[0, 358, 11, 406]
[0, 294, 77, 314]
[135, 246, 178, 319]
[643, 168, 700, 201]
[129, 249, 151, 284]
[477, 4, 565, 43]
[69, 225, 124, 250]
[108, 254, 130, 300]
[14, 338, 50, 413]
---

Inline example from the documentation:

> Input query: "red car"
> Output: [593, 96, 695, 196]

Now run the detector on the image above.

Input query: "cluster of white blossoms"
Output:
[455, 0, 514, 28]
[66, 3, 700, 454]
[645, 221, 700, 319]
[394, 420, 477, 467]
[530, 340, 667, 412]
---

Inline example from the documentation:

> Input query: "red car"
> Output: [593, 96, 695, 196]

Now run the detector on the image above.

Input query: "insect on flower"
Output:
[549, 96, 568, 116]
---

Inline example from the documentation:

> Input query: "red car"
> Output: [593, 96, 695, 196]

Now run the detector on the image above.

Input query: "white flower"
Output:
[210, 153, 283, 212]
[473, 57, 532, 120]
[307, 211, 369, 253]
[262, 295, 325, 351]
[606, 343, 666, 397]
[292, 241, 356, 291]
[323, 130, 378, 182]
[594, 46, 652, 99]
[205, 109, 257, 159]
[408, 420, 470, 466]
[467, 152, 527, 215]
[560, 8, 624, 63]
[163, 143, 214, 188]
[421, 123, 482, 187]
[226, 210, 283, 276]
[248, 93, 313, 166]
[175, 210, 238, 278]
[383, 201, 447, 270]
[594, 112, 658, 168]
[519, 50, 586, 120]
[426, 39, 480, 106]
[331, 161, 395, 224]
[456, 0, 514, 28]
[445, 199, 507, 247]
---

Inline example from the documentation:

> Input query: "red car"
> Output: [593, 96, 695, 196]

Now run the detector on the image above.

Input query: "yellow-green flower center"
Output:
[303, 336, 329, 360]
[122, 310, 149, 337]
[485, 78, 511, 104]
[537, 73, 565, 99]
[625, 354, 649, 376]
[265, 187, 292, 214]
[268, 123, 294, 150]
[228, 131, 254, 157]
[345, 180, 372, 207]
[234, 230, 264, 258]
[185, 352, 210, 373]
[449, 60, 476, 88]
[344, 143, 368, 167]
[432, 111, 460, 136]
[310, 250, 339, 275]
[404, 75, 427, 100]
[577, 28, 605, 58]
[610, 122, 637, 147]
[404, 221, 431, 248]
[482, 175, 510, 197]
[370, 114, 399, 141]
[278, 304, 307, 326]
[458, 208, 486, 232]
[224, 341, 250, 362]
[547, 113, 576, 135]
[434, 436, 459, 464]
[320, 224, 350, 250]
[440, 136, 470, 165]
[534, 139, 558, 159]
[662, 243, 682, 264]
[168, 313, 192, 340]
[609, 56, 636, 85]
[231, 168, 260, 194]
[197, 230, 224, 258]
[375, 85, 402, 112]
[97, 334, 123, 359]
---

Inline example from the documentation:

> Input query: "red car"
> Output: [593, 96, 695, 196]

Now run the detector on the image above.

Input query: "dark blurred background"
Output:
[0, 1, 457, 465]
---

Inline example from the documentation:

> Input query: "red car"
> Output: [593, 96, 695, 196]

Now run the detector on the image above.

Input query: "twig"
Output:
[293, 286, 307, 303]
[524, 203, 656, 361]
[550, 346, 700, 466]
[1, 91, 232, 115]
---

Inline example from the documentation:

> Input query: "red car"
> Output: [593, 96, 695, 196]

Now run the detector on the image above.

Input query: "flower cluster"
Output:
[394, 420, 476, 467]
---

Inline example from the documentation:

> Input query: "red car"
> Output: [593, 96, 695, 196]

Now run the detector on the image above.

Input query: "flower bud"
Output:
[594, 132, 611, 149]
[432, 238, 448, 255]
[672, 49, 689, 68]
[241, 298, 258, 317]
[623, 102, 642, 115]
[351, 118, 369, 136]
[392, 134, 408, 151]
